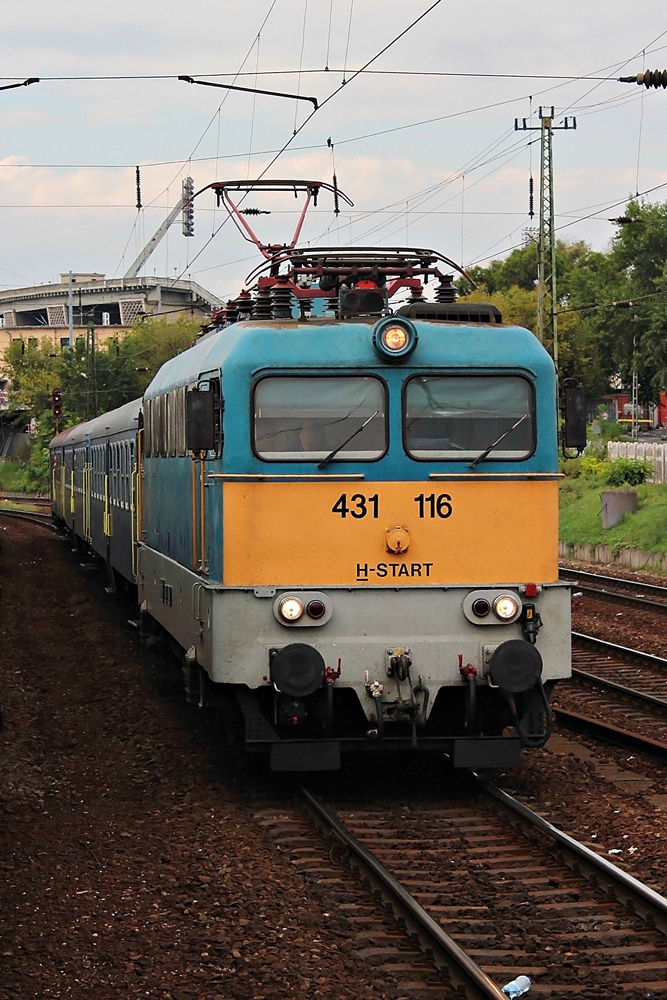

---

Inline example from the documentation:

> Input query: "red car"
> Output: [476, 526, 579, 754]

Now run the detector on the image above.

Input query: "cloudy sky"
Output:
[2, 0, 666, 301]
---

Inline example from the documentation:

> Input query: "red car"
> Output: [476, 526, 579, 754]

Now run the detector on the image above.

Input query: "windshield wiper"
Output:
[468, 412, 529, 470]
[317, 410, 379, 470]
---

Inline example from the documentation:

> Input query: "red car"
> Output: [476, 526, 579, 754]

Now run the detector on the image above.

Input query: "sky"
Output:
[1, 0, 667, 303]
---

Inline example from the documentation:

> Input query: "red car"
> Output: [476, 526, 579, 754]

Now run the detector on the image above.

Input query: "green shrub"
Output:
[606, 457, 654, 487]
[577, 454, 610, 478]
[560, 456, 581, 477]
[599, 418, 628, 442]
[0, 460, 30, 492]
[583, 437, 609, 461]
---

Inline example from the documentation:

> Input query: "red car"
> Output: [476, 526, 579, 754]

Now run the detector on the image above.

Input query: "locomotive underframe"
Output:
[138, 545, 570, 769]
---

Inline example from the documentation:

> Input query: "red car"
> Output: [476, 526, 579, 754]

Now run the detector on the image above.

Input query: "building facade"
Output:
[0, 273, 223, 353]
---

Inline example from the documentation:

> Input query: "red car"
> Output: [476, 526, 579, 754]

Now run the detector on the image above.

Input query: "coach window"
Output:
[110, 445, 116, 505]
[253, 376, 387, 462]
[404, 375, 534, 461]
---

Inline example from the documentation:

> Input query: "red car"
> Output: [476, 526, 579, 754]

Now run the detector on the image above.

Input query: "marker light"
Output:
[279, 597, 305, 622]
[372, 317, 418, 360]
[306, 599, 326, 619]
[493, 595, 520, 621]
[471, 598, 491, 618]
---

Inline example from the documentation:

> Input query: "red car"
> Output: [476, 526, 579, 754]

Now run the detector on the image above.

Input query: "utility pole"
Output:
[632, 331, 639, 441]
[86, 320, 98, 418]
[515, 108, 576, 371]
[618, 70, 667, 430]
[67, 271, 73, 347]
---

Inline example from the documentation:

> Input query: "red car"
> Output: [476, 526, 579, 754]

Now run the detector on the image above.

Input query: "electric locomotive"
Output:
[51, 179, 576, 771]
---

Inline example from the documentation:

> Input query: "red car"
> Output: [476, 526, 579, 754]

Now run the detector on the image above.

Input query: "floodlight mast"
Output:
[123, 199, 188, 279]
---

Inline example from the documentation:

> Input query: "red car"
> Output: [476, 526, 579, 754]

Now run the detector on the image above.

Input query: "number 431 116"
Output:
[331, 492, 452, 519]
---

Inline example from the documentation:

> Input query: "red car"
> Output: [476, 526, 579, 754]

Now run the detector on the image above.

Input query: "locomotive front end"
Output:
[136, 238, 571, 772]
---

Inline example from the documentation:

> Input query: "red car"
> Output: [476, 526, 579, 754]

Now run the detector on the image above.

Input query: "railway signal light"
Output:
[51, 387, 62, 417]
[182, 177, 194, 237]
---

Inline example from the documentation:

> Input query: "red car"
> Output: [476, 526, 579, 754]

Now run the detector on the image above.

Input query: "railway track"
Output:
[257, 778, 667, 998]
[552, 633, 667, 759]
[572, 632, 667, 705]
[0, 507, 56, 531]
[560, 565, 667, 612]
[0, 493, 50, 508]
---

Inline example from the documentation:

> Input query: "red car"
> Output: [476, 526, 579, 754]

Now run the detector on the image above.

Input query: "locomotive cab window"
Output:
[404, 375, 534, 461]
[254, 376, 387, 462]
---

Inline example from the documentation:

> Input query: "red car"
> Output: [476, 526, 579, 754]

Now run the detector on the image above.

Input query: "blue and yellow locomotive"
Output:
[51, 180, 573, 771]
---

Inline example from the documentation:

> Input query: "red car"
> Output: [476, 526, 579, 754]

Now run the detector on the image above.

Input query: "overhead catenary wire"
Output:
[0, 79, 646, 176]
[172, 0, 446, 283]
[3, 18, 666, 294]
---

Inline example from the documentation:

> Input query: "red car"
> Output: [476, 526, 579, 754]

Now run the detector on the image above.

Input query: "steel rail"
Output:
[573, 630, 667, 669]
[0, 494, 50, 507]
[571, 632, 667, 708]
[571, 583, 667, 612]
[560, 566, 667, 601]
[0, 509, 56, 531]
[301, 787, 507, 1000]
[476, 775, 667, 933]
[554, 706, 667, 761]
[572, 665, 667, 709]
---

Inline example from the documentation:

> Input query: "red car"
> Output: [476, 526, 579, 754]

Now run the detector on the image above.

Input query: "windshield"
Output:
[254, 376, 387, 462]
[404, 375, 534, 461]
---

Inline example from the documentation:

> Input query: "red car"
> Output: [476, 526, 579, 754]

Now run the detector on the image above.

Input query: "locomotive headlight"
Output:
[382, 326, 408, 351]
[372, 317, 418, 361]
[493, 595, 520, 621]
[279, 597, 305, 622]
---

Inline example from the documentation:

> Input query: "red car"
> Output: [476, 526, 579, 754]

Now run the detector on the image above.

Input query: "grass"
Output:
[0, 460, 31, 493]
[559, 477, 667, 555]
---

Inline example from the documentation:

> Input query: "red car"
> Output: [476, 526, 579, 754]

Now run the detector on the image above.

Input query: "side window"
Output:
[147, 385, 213, 459]
[168, 389, 177, 458]
[176, 384, 187, 456]
[144, 398, 153, 458]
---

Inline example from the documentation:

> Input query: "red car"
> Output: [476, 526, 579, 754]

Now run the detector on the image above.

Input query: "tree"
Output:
[597, 200, 667, 401]
[1, 314, 201, 489]
[458, 239, 610, 395]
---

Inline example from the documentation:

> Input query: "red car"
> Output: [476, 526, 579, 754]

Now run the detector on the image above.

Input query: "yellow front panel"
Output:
[222, 479, 558, 586]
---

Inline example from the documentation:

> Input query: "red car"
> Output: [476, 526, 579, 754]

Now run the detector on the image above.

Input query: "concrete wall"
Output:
[560, 540, 667, 573]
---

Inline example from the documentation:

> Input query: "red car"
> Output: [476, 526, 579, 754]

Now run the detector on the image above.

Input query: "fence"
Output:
[607, 440, 667, 483]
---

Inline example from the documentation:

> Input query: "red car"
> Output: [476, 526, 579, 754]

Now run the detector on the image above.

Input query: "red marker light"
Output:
[525, 583, 538, 598]
[471, 598, 491, 617]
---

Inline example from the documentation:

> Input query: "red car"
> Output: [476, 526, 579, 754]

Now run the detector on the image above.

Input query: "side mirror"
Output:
[186, 388, 215, 453]
[562, 383, 586, 454]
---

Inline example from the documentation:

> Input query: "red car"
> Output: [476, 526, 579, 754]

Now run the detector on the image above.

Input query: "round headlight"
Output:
[493, 595, 520, 621]
[279, 597, 305, 622]
[372, 318, 418, 360]
[382, 325, 408, 351]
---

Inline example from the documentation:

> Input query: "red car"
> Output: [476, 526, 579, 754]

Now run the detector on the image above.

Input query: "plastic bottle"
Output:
[501, 975, 531, 998]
